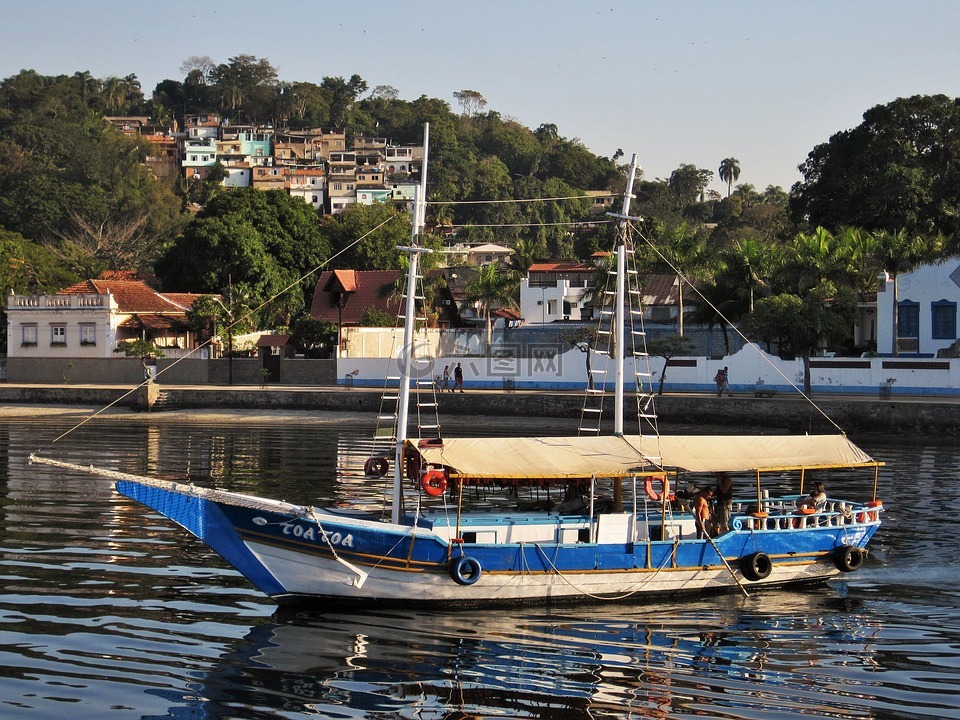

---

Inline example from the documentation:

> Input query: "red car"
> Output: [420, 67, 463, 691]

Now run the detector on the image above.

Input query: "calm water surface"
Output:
[1, 412, 958, 719]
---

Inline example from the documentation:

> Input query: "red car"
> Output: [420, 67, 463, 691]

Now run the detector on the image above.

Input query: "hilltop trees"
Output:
[718, 157, 740, 197]
[791, 94, 960, 240]
[156, 189, 330, 326]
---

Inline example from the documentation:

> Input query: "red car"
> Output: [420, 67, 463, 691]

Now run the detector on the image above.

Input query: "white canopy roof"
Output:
[409, 434, 877, 479]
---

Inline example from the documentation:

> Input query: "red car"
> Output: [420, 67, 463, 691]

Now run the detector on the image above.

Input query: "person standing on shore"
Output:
[721, 366, 732, 396]
[454, 363, 464, 393]
[714, 368, 724, 396]
[442, 365, 452, 392]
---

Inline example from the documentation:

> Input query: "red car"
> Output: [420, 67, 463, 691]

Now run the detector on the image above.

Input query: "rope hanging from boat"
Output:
[532, 540, 678, 602]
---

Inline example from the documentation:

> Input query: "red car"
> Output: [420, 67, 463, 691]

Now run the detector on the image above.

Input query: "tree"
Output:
[652, 222, 713, 336]
[114, 338, 165, 374]
[718, 157, 741, 197]
[179, 56, 215, 84]
[289, 315, 337, 357]
[463, 262, 517, 353]
[453, 90, 487, 117]
[646, 334, 695, 395]
[667, 164, 713, 209]
[319, 202, 409, 271]
[156, 189, 330, 327]
[791, 94, 960, 238]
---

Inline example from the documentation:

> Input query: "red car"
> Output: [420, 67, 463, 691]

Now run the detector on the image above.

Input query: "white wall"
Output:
[339, 340, 960, 396]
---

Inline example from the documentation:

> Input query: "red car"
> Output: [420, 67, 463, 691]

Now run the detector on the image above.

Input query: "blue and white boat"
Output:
[30, 135, 884, 607]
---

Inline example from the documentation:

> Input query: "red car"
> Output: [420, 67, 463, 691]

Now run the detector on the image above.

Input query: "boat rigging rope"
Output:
[532, 539, 678, 602]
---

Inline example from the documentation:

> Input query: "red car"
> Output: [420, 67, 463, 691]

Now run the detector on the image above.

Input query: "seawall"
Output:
[0, 383, 956, 436]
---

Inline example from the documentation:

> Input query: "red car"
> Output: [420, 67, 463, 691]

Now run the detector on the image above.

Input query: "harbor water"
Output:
[1, 412, 958, 719]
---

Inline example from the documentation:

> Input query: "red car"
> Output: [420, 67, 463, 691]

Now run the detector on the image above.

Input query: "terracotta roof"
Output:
[255, 334, 290, 348]
[494, 308, 522, 320]
[528, 260, 594, 273]
[310, 270, 403, 325]
[117, 313, 183, 330]
[162, 293, 206, 311]
[58, 279, 196, 313]
[324, 269, 358, 293]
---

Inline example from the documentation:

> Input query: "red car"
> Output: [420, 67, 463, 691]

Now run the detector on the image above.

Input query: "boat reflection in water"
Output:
[153, 591, 882, 719]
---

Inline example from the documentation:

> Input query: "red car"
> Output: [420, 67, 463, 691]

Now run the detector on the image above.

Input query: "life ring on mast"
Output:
[644, 474, 670, 502]
[421, 469, 448, 497]
[449, 555, 482, 585]
[363, 456, 389, 477]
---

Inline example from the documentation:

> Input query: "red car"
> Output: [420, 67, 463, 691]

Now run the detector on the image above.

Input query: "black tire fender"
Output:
[834, 545, 864, 572]
[740, 551, 772, 581]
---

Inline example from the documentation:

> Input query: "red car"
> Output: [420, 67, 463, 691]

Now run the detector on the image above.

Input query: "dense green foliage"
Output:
[156, 189, 331, 326]
[1, 59, 958, 361]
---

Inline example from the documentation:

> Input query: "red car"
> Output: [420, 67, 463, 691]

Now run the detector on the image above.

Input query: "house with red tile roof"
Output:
[309, 269, 461, 352]
[6, 278, 206, 361]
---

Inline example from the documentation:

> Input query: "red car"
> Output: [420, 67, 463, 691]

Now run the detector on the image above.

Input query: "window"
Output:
[897, 301, 920, 339]
[79, 323, 96, 346]
[932, 300, 957, 340]
[21, 323, 37, 346]
[50, 324, 66, 346]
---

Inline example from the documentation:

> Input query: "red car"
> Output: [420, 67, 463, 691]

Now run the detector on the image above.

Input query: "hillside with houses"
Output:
[1, 61, 960, 393]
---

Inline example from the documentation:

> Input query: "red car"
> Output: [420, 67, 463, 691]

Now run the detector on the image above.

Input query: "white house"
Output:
[876, 260, 960, 356]
[520, 260, 595, 323]
[7, 278, 204, 360]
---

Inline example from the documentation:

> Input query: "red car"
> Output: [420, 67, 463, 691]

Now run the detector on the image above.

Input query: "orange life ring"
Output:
[866, 499, 883, 521]
[797, 506, 816, 515]
[643, 475, 670, 502]
[364, 456, 389, 477]
[421, 469, 447, 497]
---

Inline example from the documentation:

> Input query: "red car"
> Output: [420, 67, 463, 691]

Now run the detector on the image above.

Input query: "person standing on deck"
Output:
[692, 487, 714, 539]
[715, 473, 733, 533]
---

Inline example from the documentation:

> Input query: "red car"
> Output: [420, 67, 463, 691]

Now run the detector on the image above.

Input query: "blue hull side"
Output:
[115, 480, 288, 596]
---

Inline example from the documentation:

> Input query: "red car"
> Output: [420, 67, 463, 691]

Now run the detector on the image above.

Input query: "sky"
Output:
[2, 0, 960, 196]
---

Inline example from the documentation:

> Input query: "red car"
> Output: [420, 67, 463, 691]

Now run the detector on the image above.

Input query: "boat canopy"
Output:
[408, 434, 878, 480]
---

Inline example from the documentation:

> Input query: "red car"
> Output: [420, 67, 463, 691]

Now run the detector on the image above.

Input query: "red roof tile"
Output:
[58, 279, 191, 313]
[310, 270, 403, 325]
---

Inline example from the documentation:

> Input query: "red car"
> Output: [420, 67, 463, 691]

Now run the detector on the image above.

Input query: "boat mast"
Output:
[392, 123, 431, 525]
[613, 155, 639, 436]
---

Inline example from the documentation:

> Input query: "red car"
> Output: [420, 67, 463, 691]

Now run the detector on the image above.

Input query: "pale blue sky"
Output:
[2, 0, 959, 195]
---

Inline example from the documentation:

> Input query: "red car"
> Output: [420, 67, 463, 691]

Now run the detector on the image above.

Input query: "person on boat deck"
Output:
[800, 482, 827, 512]
[714, 472, 734, 533]
[692, 487, 714, 539]
[442, 365, 452, 392]
[454, 363, 464, 393]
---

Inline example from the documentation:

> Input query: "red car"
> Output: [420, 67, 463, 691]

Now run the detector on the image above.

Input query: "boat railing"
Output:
[729, 498, 882, 531]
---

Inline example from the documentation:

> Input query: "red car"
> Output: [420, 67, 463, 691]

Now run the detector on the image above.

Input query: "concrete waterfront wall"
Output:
[1, 382, 958, 435]
[8, 357, 338, 387]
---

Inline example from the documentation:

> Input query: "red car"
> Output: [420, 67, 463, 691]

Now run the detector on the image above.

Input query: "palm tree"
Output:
[656, 222, 713, 336]
[463, 263, 517, 354]
[722, 236, 780, 313]
[718, 157, 741, 198]
[872, 229, 945, 356]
